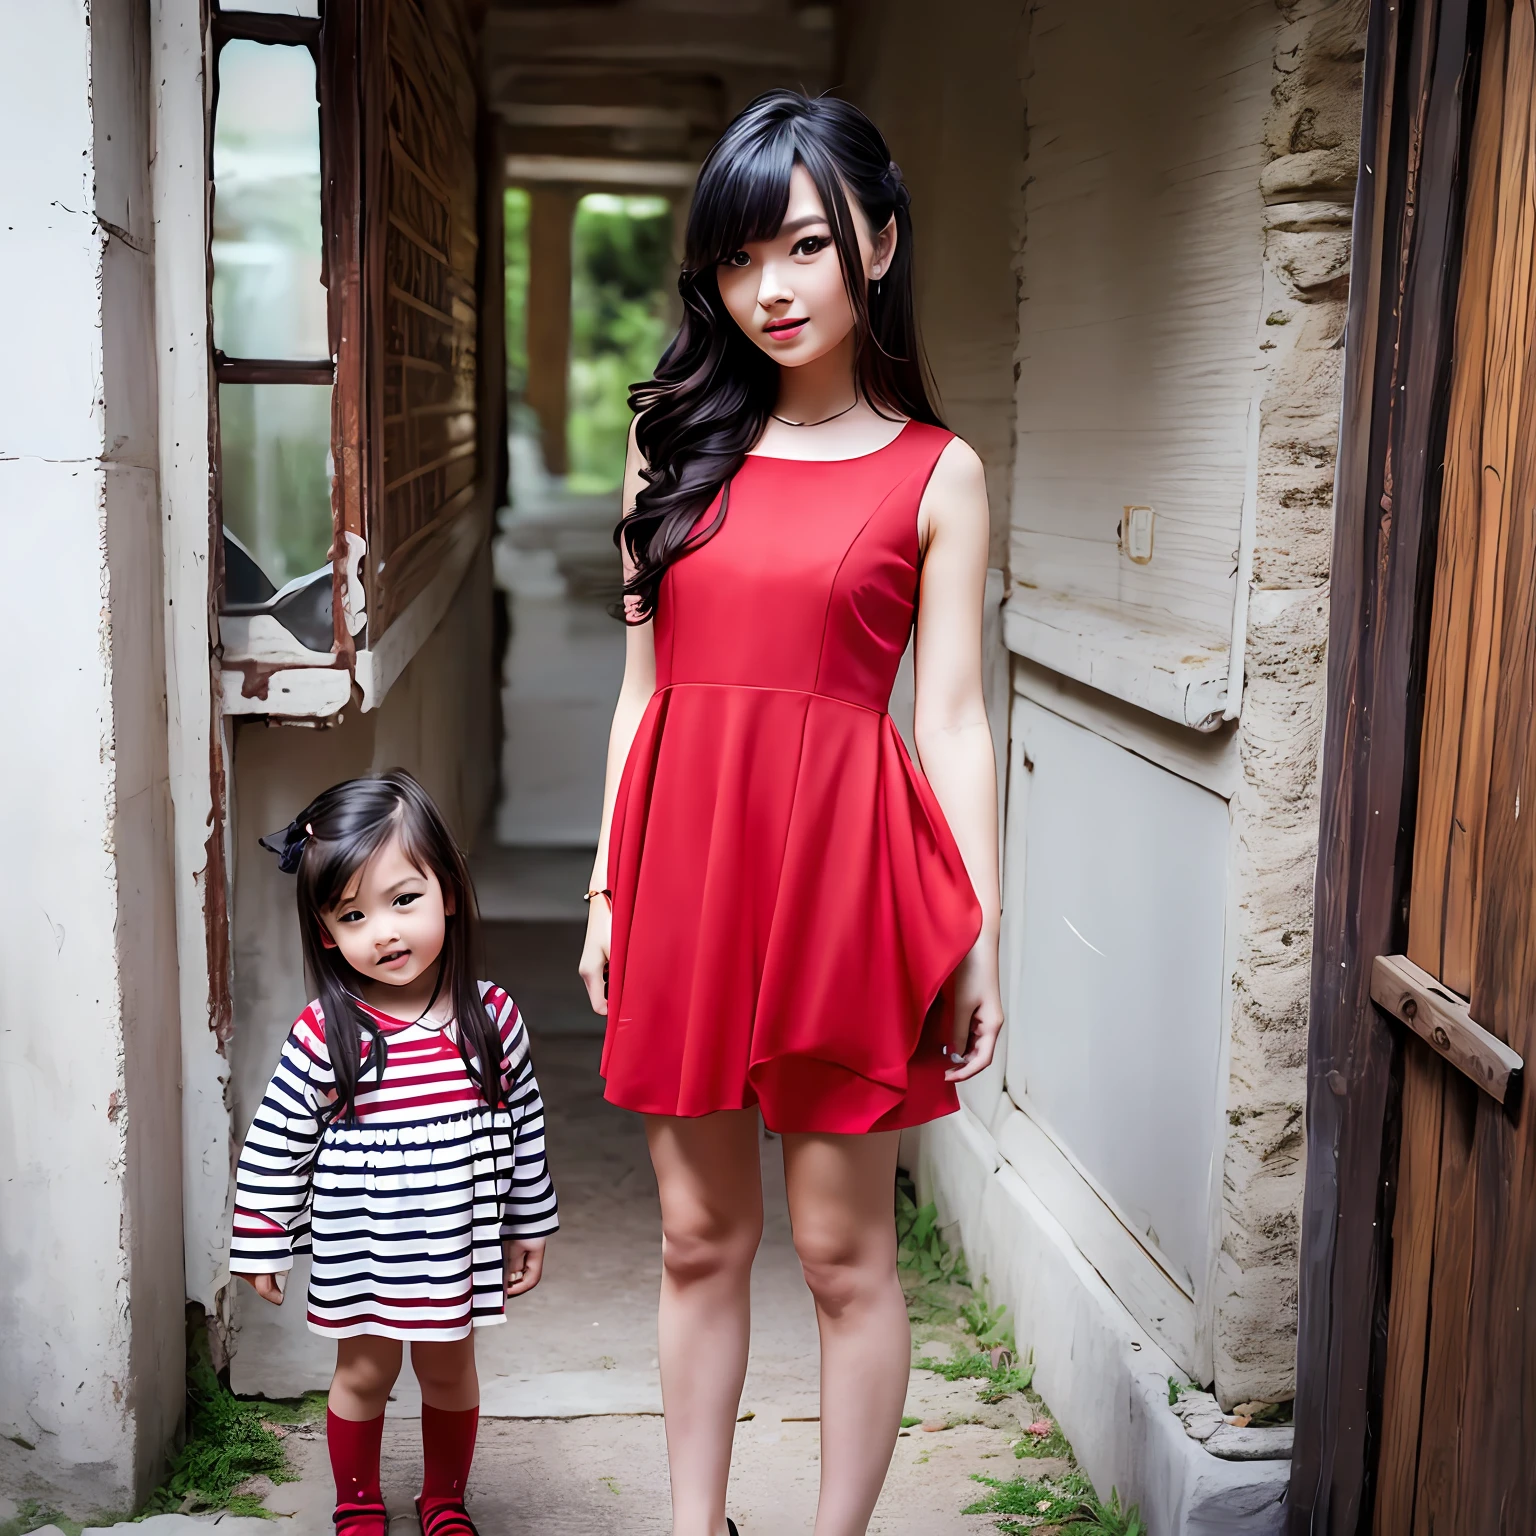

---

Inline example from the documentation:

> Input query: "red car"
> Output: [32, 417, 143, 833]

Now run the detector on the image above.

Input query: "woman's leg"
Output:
[646, 1109, 765, 1536]
[781, 1129, 908, 1536]
[411, 1336, 481, 1523]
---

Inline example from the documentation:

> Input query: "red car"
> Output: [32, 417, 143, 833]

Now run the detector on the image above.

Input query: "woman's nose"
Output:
[758, 263, 793, 309]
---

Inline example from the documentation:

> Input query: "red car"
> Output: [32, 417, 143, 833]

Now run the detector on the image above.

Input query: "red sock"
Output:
[327, 1408, 386, 1529]
[419, 1404, 479, 1519]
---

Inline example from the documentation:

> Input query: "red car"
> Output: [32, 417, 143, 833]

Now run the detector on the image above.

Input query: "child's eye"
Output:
[337, 909, 365, 924]
[792, 235, 831, 257]
[393, 892, 421, 909]
[720, 250, 750, 269]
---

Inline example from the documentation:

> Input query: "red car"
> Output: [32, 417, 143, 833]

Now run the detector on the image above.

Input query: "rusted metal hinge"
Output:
[1371, 954, 1524, 1106]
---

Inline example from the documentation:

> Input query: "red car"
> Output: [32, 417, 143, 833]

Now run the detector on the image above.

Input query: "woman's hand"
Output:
[578, 895, 611, 1015]
[503, 1236, 548, 1297]
[945, 929, 1004, 1083]
[239, 1272, 286, 1306]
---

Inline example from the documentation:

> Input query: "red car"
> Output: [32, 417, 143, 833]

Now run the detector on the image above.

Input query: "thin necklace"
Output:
[771, 397, 860, 428]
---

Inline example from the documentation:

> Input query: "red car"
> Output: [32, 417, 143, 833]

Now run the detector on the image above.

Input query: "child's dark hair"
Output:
[267, 769, 499, 1125]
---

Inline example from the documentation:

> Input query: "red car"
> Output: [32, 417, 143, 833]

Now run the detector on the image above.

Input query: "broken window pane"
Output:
[212, 39, 327, 360]
[219, 383, 334, 592]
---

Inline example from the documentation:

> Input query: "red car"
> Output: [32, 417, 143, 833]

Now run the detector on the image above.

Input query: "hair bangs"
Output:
[687, 124, 796, 269]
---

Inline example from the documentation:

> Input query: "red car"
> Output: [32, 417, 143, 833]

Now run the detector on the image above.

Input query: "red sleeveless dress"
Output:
[601, 420, 983, 1134]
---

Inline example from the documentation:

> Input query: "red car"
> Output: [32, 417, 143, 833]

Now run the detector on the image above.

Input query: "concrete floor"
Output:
[226, 919, 1019, 1534]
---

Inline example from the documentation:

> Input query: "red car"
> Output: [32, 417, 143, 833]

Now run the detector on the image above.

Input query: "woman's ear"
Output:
[871, 213, 898, 281]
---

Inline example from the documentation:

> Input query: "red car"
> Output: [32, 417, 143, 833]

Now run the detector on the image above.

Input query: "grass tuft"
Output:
[915, 1349, 1035, 1404]
[966, 1473, 1147, 1535]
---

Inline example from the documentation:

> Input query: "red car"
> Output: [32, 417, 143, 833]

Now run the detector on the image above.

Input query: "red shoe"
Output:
[415, 1494, 480, 1536]
[333, 1501, 388, 1536]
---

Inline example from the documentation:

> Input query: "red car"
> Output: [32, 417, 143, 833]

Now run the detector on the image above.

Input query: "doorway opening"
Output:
[479, 185, 675, 917]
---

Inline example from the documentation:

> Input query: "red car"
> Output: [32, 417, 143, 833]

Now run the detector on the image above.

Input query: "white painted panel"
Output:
[1009, 0, 1276, 699]
[1005, 698, 1227, 1294]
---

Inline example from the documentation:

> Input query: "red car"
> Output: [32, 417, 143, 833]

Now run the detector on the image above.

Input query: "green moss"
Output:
[136, 1334, 309, 1519]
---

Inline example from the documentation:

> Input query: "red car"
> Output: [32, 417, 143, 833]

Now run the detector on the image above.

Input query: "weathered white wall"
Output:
[843, 0, 1024, 568]
[854, 0, 1362, 1425]
[0, 0, 186, 1512]
[226, 560, 497, 1373]
[151, 0, 237, 1333]
[1011, 0, 1274, 649]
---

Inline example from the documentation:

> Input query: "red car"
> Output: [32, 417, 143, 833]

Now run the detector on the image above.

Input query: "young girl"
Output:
[230, 770, 558, 1536]
[579, 91, 1002, 1536]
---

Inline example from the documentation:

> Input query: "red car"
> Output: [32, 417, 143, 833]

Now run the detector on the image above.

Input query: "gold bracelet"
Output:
[584, 888, 612, 904]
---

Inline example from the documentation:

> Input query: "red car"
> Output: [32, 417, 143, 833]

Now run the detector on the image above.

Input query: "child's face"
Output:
[320, 833, 451, 992]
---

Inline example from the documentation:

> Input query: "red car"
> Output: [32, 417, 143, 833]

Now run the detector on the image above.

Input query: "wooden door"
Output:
[1374, 3, 1536, 1527]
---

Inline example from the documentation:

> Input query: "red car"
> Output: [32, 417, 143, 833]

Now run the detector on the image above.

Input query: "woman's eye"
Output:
[721, 251, 750, 269]
[793, 235, 831, 257]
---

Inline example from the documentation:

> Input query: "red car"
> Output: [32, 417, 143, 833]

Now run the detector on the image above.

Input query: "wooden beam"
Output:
[1371, 955, 1524, 1105]
[1287, 0, 1484, 1529]
[525, 185, 577, 478]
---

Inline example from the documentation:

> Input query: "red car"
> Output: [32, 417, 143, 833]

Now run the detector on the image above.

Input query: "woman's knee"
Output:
[660, 1202, 762, 1286]
[794, 1226, 893, 1315]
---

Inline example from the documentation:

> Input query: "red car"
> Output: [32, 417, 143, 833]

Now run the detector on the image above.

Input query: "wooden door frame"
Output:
[1287, 0, 1484, 1530]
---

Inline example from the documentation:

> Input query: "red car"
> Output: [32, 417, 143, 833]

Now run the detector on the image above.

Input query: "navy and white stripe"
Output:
[231, 982, 558, 1340]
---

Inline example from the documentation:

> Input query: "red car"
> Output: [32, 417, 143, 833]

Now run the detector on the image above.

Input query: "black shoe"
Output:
[727, 1523, 739, 1536]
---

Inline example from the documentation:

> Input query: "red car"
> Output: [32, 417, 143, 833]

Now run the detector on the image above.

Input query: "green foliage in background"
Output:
[505, 187, 531, 401]
[567, 194, 673, 492]
[503, 188, 674, 492]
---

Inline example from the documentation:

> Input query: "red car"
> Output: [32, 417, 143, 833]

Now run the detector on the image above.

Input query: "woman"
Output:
[578, 90, 1003, 1536]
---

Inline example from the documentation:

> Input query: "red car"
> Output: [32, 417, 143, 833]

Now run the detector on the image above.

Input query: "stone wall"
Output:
[1216, 0, 1366, 1406]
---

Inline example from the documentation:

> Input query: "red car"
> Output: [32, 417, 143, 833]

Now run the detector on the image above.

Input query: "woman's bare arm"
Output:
[579, 425, 657, 1014]
[912, 437, 1003, 1080]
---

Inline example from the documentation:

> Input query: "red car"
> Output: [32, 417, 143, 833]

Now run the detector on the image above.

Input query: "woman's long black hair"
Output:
[619, 89, 944, 621]
[274, 770, 499, 1126]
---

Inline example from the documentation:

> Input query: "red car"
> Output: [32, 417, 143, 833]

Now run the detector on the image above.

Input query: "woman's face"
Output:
[715, 163, 896, 371]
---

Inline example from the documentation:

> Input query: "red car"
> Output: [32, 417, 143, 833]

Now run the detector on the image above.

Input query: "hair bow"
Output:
[259, 816, 313, 874]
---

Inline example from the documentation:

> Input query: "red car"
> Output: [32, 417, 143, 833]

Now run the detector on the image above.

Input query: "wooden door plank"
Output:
[1372, 954, 1525, 1102]
[1374, 1043, 1447, 1536]
[1439, 0, 1536, 995]
[1455, 6, 1536, 1518]
[1288, 1, 1483, 1528]
[1408, 0, 1508, 987]
[1412, 1070, 1479, 1533]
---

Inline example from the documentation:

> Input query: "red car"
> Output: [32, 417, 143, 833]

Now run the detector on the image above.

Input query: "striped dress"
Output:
[230, 982, 558, 1340]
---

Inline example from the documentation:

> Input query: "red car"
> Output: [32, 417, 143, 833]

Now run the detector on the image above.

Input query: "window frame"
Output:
[209, 0, 365, 712]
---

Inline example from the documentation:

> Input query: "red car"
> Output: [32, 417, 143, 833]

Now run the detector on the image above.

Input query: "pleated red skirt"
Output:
[601, 422, 982, 1134]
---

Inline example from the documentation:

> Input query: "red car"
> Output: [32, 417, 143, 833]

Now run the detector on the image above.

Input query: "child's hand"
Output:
[239, 1272, 287, 1306]
[503, 1236, 547, 1298]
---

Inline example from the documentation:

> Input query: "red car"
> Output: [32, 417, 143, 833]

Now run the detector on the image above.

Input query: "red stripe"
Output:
[233, 1209, 287, 1235]
[307, 1307, 473, 1330]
